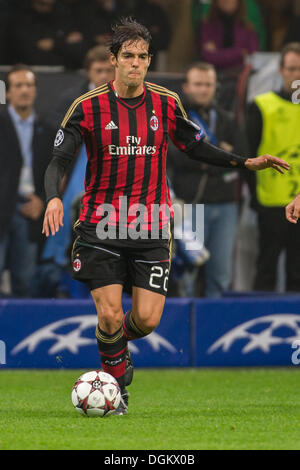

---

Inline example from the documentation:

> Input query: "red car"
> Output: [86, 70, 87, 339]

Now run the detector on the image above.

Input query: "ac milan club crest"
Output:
[73, 258, 82, 272]
[150, 115, 159, 132]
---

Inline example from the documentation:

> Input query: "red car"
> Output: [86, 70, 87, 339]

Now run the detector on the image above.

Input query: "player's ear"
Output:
[110, 53, 117, 68]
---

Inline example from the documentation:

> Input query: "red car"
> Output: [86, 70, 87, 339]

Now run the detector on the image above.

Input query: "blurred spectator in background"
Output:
[8, 0, 89, 68]
[246, 42, 300, 291]
[260, 0, 300, 52]
[196, 0, 259, 71]
[192, 0, 266, 50]
[169, 62, 244, 297]
[87, 0, 119, 48]
[83, 0, 171, 71]
[38, 45, 114, 297]
[0, 65, 54, 297]
[9, 0, 66, 66]
[52, 45, 114, 126]
[55, 0, 92, 68]
[133, 0, 171, 70]
[0, 0, 11, 64]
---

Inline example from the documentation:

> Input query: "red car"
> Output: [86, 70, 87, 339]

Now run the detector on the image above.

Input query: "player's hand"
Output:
[286, 194, 300, 224]
[245, 155, 290, 174]
[42, 197, 64, 237]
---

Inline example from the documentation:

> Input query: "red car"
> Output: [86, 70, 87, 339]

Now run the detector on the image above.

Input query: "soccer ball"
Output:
[71, 370, 121, 417]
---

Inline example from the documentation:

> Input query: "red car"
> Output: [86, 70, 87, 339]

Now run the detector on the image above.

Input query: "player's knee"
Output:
[93, 295, 123, 333]
[101, 306, 122, 329]
[139, 314, 161, 334]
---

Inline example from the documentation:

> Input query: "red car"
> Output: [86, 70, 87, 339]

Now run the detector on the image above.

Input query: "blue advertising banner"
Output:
[194, 297, 300, 366]
[1, 297, 300, 368]
[0, 299, 192, 369]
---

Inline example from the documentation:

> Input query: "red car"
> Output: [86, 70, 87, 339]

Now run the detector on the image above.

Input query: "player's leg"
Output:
[91, 283, 132, 415]
[92, 284, 123, 334]
[123, 238, 171, 339]
[121, 287, 166, 415]
[71, 235, 130, 402]
[91, 284, 128, 387]
[123, 287, 166, 340]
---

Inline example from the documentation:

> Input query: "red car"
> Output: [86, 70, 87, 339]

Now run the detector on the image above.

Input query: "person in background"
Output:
[0, 64, 54, 297]
[52, 45, 114, 126]
[8, 0, 89, 68]
[55, 0, 92, 69]
[86, 0, 171, 71]
[87, 0, 119, 48]
[133, 0, 171, 70]
[286, 189, 300, 223]
[38, 46, 115, 298]
[197, 0, 259, 71]
[260, 0, 300, 52]
[0, 0, 12, 64]
[192, 0, 266, 50]
[246, 42, 300, 291]
[169, 62, 245, 297]
[9, 0, 66, 66]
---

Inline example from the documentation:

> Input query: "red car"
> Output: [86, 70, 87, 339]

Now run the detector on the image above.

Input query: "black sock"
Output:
[95, 324, 128, 392]
[122, 310, 149, 340]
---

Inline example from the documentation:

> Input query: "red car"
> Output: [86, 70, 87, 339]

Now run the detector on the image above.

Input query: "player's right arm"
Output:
[42, 100, 86, 237]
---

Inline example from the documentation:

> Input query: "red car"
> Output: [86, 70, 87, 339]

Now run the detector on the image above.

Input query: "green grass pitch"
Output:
[0, 368, 299, 450]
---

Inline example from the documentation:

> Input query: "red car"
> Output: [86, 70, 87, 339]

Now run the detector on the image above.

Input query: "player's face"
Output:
[112, 39, 151, 88]
[6, 70, 36, 110]
[88, 60, 115, 87]
[280, 52, 300, 92]
[183, 68, 217, 107]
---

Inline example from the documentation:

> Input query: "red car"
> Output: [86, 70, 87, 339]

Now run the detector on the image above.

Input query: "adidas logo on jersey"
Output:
[105, 121, 118, 130]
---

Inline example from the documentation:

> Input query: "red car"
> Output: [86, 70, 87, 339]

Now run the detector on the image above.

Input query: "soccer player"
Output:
[43, 18, 290, 415]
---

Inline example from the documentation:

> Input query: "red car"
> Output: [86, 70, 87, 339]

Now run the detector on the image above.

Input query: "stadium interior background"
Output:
[1, 0, 300, 370]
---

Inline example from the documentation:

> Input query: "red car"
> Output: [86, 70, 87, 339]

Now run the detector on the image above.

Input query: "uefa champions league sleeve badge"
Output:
[54, 129, 65, 147]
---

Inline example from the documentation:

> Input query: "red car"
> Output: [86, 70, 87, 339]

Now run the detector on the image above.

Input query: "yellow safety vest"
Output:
[255, 91, 300, 206]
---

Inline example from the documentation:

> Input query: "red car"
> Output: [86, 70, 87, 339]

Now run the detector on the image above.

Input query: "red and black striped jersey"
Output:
[53, 80, 205, 231]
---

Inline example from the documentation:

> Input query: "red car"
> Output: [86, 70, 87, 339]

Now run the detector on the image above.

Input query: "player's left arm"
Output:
[169, 96, 290, 174]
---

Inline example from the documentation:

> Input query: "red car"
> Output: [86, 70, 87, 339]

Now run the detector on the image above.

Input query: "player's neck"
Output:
[113, 80, 144, 98]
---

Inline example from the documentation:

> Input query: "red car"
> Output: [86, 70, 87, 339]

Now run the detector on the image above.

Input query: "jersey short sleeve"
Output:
[168, 94, 206, 152]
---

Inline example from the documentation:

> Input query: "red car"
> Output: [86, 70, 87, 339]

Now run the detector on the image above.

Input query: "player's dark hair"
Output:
[5, 64, 37, 91]
[110, 17, 152, 58]
[280, 42, 300, 67]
